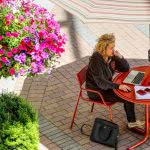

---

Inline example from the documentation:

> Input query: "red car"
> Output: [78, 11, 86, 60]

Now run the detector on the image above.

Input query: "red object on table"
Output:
[113, 66, 150, 150]
[136, 89, 147, 95]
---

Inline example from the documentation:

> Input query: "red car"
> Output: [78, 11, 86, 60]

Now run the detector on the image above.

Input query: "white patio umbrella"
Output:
[50, 0, 150, 59]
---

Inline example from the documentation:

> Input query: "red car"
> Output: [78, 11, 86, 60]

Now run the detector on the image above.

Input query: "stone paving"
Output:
[11, 1, 150, 150]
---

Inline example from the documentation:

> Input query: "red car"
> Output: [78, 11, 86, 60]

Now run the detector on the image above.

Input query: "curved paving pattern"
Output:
[50, 0, 150, 23]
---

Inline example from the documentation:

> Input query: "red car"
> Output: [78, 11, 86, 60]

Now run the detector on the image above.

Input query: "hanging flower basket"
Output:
[0, 0, 67, 78]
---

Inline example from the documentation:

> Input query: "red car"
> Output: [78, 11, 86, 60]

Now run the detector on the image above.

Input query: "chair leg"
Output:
[91, 103, 94, 112]
[109, 108, 113, 121]
[70, 92, 81, 129]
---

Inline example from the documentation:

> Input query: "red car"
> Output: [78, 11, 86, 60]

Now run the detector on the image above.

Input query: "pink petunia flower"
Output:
[32, 67, 38, 73]
[57, 48, 65, 53]
[23, 26, 29, 31]
[25, 12, 30, 17]
[0, 36, 2, 40]
[39, 65, 45, 72]
[29, 28, 35, 34]
[7, 52, 13, 58]
[19, 15, 25, 22]
[9, 68, 15, 75]
[11, 48, 18, 54]
[18, 45, 27, 51]
[35, 11, 40, 16]
[6, 32, 11, 37]
[0, 49, 4, 55]
[12, 32, 19, 37]
[31, 62, 36, 68]
[5, 13, 14, 21]
[31, 24, 36, 29]
[20, 69, 24, 75]
[1, 56, 7, 63]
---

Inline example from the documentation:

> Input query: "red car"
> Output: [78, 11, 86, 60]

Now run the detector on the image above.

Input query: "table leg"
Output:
[149, 106, 150, 122]
[127, 105, 149, 150]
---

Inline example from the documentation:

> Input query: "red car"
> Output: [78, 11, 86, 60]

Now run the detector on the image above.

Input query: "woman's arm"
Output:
[92, 73, 119, 90]
[89, 55, 119, 90]
[112, 51, 130, 72]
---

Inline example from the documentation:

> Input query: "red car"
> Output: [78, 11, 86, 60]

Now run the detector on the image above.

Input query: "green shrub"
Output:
[0, 93, 39, 150]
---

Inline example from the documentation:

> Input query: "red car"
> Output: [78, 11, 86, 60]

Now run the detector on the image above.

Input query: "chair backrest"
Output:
[76, 65, 88, 87]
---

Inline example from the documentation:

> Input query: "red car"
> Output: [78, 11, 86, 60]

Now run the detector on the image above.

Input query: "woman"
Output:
[86, 33, 144, 128]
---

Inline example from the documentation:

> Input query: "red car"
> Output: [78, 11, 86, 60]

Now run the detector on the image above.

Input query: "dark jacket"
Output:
[86, 52, 129, 98]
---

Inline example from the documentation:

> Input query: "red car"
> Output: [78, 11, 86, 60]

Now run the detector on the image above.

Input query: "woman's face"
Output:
[106, 43, 115, 57]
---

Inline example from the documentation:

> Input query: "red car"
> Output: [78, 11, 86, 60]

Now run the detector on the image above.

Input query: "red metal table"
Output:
[113, 66, 150, 150]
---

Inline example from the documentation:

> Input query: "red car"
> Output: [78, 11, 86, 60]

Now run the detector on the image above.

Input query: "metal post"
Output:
[149, 24, 150, 46]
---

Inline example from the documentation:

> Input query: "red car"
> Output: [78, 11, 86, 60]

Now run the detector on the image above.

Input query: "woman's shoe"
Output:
[128, 120, 145, 129]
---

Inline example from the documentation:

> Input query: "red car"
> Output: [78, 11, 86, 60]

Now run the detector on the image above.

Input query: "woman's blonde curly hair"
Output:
[95, 33, 115, 57]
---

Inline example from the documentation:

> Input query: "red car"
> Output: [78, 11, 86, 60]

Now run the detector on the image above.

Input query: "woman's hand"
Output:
[114, 50, 123, 59]
[119, 84, 131, 92]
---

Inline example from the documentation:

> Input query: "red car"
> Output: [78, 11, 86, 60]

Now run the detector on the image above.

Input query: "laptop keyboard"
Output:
[131, 72, 145, 84]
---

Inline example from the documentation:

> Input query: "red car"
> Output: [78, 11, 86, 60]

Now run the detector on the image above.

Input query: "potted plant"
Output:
[0, 93, 39, 150]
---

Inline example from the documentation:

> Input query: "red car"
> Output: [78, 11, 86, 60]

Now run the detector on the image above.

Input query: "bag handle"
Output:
[80, 124, 91, 136]
[99, 126, 112, 141]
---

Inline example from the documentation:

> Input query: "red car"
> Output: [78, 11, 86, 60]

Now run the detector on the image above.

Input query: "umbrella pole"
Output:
[149, 24, 150, 61]
[149, 24, 150, 47]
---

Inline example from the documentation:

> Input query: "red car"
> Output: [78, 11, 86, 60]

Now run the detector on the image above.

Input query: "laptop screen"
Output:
[123, 70, 145, 85]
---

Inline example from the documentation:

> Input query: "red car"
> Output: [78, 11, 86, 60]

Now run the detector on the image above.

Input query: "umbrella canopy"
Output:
[50, 0, 150, 23]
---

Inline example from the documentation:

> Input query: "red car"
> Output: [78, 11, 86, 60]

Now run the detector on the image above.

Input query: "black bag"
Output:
[81, 118, 119, 150]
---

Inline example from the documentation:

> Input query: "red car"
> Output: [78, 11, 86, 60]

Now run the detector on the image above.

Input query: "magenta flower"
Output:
[1, 56, 7, 63]
[34, 55, 41, 61]
[25, 12, 30, 17]
[6, 32, 11, 37]
[41, 52, 49, 59]
[39, 65, 45, 72]
[18, 45, 27, 51]
[9, 68, 15, 75]
[31, 24, 36, 29]
[35, 10, 40, 16]
[39, 43, 47, 51]
[20, 69, 24, 75]
[5, 13, 14, 21]
[57, 48, 64, 54]
[12, 32, 19, 37]
[7, 52, 13, 58]
[31, 62, 38, 73]
[29, 28, 35, 34]
[19, 15, 25, 22]
[0, 49, 4, 55]
[11, 48, 18, 54]
[31, 62, 36, 68]
[32, 67, 38, 73]
[23, 26, 29, 31]
[0, 36, 2, 40]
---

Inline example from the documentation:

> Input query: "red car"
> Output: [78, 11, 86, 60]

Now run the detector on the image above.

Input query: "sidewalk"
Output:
[14, 1, 149, 150]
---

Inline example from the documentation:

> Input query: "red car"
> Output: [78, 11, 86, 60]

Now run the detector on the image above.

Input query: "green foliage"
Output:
[0, 93, 39, 150]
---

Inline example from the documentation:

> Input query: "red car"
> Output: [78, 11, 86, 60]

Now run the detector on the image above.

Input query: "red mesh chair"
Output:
[70, 65, 117, 129]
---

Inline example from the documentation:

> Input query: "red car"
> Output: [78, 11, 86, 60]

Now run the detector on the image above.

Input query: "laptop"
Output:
[123, 70, 145, 85]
